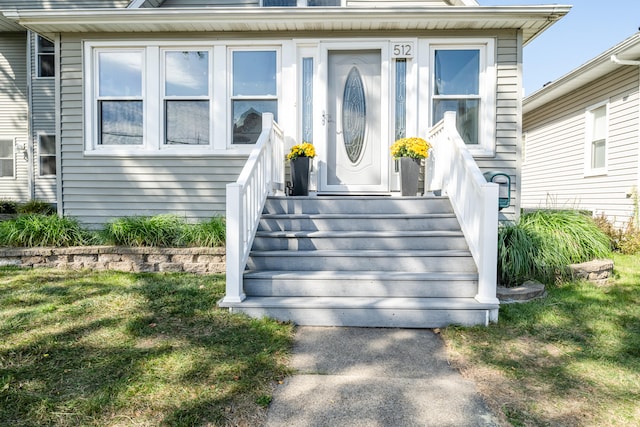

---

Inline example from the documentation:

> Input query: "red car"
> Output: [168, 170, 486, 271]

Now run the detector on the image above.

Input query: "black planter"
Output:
[290, 156, 311, 196]
[400, 157, 421, 196]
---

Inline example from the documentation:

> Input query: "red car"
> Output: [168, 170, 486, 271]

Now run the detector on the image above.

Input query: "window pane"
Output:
[38, 36, 54, 53]
[302, 57, 313, 143]
[592, 139, 605, 169]
[263, 0, 296, 5]
[395, 59, 407, 140]
[0, 159, 13, 177]
[40, 156, 56, 176]
[165, 101, 210, 145]
[233, 51, 277, 96]
[99, 101, 143, 145]
[39, 135, 55, 155]
[592, 106, 606, 140]
[165, 51, 209, 97]
[99, 51, 142, 97]
[39, 54, 55, 77]
[433, 99, 479, 145]
[232, 100, 277, 144]
[434, 49, 479, 96]
[308, 0, 341, 5]
[0, 140, 13, 158]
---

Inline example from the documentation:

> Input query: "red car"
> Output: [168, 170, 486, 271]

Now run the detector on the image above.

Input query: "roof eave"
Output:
[524, 32, 640, 113]
[3, 5, 570, 44]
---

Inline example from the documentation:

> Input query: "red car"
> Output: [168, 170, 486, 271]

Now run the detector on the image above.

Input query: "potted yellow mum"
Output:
[287, 142, 316, 196]
[390, 137, 431, 196]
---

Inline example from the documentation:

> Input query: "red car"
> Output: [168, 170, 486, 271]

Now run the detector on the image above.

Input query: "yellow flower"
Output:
[287, 142, 316, 160]
[390, 137, 431, 159]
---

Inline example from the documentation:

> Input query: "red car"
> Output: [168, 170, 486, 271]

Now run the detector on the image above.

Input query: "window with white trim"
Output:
[38, 134, 56, 176]
[585, 102, 608, 174]
[0, 140, 14, 178]
[37, 35, 55, 78]
[429, 41, 495, 155]
[231, 50, 278, 145]
[86, 44, 213, 152]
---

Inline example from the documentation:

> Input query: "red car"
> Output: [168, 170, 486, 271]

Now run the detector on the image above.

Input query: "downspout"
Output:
[611, 54, 640, 227]
[54, 33, 62, 216]
[26, 30, 34, 201]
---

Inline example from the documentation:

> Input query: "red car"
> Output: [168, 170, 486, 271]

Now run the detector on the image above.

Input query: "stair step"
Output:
[246, 249, 476, 272]
[263, 195, 454, 215]
[258, 213, 460, 232]
[243, 270, 478, 298]
[252, 230, 468, 250]
[225, 296, 498, 328]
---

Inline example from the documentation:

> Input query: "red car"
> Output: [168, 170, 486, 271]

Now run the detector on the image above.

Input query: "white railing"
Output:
[427, 111, 500, 308]
[221, 113, 285, 305]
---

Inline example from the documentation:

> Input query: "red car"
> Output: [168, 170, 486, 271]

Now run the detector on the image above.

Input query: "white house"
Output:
[523, 32, 640, 229]
[1, 0, 569, 326]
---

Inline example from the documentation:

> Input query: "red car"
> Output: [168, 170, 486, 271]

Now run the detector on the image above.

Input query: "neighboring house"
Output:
[0, 0, 131, 206]
[1, 0, 569, 326]
[523, 32, 640, 229]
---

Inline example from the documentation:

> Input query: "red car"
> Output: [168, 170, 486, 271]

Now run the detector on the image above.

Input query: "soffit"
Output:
[3, 6, 569, 44]
[524, 32, 640, 113]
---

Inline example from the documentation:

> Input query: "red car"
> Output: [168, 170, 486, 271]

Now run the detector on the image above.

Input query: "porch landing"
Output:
[220, 196, 499, 327]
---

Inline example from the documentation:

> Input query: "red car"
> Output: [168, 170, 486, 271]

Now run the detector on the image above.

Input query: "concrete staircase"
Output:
[228, 195, 499, 327]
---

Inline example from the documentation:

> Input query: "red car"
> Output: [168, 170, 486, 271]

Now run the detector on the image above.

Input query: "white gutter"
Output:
[611, 54, 640, 66]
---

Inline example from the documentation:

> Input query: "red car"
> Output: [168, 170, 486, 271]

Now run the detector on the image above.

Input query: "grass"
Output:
[442, 252, 640, 426]
[0, 268, 293, 426]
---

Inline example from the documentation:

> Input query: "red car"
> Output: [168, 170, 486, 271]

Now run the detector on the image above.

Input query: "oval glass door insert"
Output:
[342, 67, 366, 163]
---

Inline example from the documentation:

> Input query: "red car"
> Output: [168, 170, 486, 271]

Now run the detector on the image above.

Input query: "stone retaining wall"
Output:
[0, 246, 225, 274]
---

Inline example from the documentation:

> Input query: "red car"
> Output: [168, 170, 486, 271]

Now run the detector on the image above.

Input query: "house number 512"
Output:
[392, 43, 414, 59]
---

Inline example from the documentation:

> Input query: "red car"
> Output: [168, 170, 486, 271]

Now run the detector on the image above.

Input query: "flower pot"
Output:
[290, 156, 311, 196]
[400, 157, 421, 196]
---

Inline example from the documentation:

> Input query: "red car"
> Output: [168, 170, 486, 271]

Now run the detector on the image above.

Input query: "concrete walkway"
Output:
[265, 327, 500, 427]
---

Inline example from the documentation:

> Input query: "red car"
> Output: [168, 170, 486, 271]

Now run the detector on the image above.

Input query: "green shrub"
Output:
[183, 216, 225, 247]
[498, 210, 611, 287]
[0, 199, 18, 214]
[101, 214, 186, 247]
[16, 200, 55, 215]
[0, 214, 90, 247]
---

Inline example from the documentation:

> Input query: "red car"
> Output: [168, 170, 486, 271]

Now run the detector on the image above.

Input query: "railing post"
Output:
[476, 183, 500, 306]
[222, 182, 246, 304]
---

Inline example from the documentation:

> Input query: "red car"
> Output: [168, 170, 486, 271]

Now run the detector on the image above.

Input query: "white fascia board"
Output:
[524, 32, 640, 114]
[5, 5, 570, 42]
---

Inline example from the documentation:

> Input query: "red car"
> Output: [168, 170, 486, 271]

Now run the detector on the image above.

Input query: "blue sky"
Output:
[483, 0, 640, 95]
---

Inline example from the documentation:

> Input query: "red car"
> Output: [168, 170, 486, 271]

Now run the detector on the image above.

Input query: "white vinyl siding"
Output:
[0, 0, 130, 8]
[0, 32, 28, 200]
[523, 65, 639, 229]
[160, 0, 259, 6]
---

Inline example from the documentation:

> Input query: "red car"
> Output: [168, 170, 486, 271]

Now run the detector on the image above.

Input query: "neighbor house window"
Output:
[38, 134, 56, 176]
[163, 50, 210, 145]
[97, 50, 144, 145]
[585, 102, 608, 174]
[0, 140, 14, 177]
[231, 50, 278, 144]
[37, 35, 55, 78]
[428, 40, 495, 154]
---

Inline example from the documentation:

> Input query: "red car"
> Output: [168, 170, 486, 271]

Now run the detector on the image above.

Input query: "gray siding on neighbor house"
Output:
[159, 0, 451, 6]
[0, 32, 28, 201]
[522, 66, 640, 228]
[29, 31, 57, 202]
[59, 35, 247, 228]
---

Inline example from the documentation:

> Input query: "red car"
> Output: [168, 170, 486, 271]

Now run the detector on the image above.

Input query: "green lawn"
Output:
[443, 253, 640, 426]
[0, 268, 294, 426]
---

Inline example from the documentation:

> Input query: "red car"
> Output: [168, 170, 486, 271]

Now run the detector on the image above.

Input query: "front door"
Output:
[320, 50, 388, 193]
